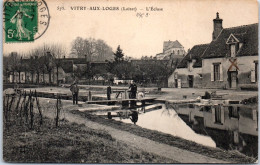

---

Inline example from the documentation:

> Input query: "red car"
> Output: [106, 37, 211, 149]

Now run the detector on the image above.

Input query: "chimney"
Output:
[212, 12, 223, 40]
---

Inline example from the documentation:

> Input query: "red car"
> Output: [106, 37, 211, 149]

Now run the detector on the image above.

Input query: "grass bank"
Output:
[3, 117, 176, 163]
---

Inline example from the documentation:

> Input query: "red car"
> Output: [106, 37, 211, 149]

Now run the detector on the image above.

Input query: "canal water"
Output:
[104, 102, 258, 157]
[113, 104, 216, 148]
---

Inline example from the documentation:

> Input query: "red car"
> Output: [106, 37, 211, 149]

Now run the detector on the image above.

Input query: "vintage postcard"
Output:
[2, 0, 259, 163]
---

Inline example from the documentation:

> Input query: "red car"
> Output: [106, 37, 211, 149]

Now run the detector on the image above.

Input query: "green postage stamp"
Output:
[4, 1, 38, 42]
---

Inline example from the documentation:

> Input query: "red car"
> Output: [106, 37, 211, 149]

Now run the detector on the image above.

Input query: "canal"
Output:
[95, 101, 258, 158]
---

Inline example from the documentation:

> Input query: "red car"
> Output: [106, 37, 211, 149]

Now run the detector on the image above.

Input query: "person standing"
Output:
[130, 81, 137, 99]
[107, 85, 112, 100]
[129, 81, 137, 107]
[70, 82, 79, 105]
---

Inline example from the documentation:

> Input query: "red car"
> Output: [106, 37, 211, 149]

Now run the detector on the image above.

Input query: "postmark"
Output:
[3, 0, 50, 42]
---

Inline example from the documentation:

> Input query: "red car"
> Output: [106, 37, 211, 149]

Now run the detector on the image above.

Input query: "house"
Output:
[168, 44, 209, 88]
[156, 40, 186, 60]
[201, 13, 258, 89]
[168, 13, 258, 89]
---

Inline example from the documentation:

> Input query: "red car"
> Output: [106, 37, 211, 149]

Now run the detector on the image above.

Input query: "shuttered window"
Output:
[212, 105, 224, 124]
[255, 62, 258, 82]
[214, 64, 220, 81]
[251, 62, 258, 82]
[231, 45, 236, 57]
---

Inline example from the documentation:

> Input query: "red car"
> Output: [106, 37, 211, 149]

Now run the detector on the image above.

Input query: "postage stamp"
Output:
[3, 0, 50, 42]
[4, 1, 38, 42]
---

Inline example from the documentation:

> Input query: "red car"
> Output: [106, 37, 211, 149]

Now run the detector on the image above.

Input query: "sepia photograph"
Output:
[2, 0, 259, 163]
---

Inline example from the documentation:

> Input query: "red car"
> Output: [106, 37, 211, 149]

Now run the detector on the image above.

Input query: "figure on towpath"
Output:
[70, 81, 79, 105]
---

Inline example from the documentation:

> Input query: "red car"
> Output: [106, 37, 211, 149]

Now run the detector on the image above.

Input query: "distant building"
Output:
[168, 44, 209, 88]
[8, 53, 108, 84]
[156, 40, 186, 60]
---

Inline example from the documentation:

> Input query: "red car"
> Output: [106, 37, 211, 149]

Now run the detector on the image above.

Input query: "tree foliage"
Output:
[114, 45, 124, 62]
[71, 37, 113, 61]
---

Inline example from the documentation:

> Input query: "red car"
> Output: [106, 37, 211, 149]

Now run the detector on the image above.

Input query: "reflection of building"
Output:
[156, 40, 186, 60]
[172, 102, 258, 157]
[168, 13, 258, 89]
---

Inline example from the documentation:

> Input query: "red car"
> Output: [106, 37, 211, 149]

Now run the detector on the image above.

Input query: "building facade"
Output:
[168, 44, 209, 88]
[168, 13, 258, 89]
[201, 17, 258, 89]
[156, 40, 186, 60]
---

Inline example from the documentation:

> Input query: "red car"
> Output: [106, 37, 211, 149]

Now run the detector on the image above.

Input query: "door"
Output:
[175, 79, 178, 88]
[177, 79, 181, 88]
[230, 71, 237, 88]
[188, 75, 194, 88]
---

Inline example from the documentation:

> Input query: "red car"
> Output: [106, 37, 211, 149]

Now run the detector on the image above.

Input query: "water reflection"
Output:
[114, 104, 216, 148]
[172, 103, 258, 157]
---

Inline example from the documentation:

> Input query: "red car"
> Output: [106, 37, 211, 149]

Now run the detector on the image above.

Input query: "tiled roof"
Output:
[60, 60, 74, 73]
[163, 40, 184, 51]
[202, 23, 258, 59]
[62, 58, 88, 64]
[177, 44, 209, 68]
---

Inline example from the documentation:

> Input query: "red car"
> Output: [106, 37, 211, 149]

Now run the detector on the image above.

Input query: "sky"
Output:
[3, 0, 258, 58]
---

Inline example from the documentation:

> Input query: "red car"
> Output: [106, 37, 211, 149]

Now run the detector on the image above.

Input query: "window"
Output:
[212, 105, 224, 124]
[255, 62, 258, 82]
[215, 106, 222, 123]
[214, 64, 220, 81]
[188, 62, 192, 71]
[228, 106, 239, 118]
[231, 45, 236, 57]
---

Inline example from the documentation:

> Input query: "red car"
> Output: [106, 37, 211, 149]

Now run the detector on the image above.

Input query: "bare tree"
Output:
[51, 44, 66, 85]
[71, 37, 113, 61]
[95, 39, 113, 61]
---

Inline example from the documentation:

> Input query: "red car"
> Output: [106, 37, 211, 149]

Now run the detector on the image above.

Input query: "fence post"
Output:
[89, 91, 92, 101]
[35, 90, 43, 125]
[30, 97, 34, 129]
[55, 95, 60, 127]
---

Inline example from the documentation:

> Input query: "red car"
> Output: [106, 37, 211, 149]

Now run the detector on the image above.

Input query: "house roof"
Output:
[62, 58, 88, 64]
[202, 23, 258, 59]
[60, 60, 74, 73]
[177, 44, 209, 68]
[163, 40, 184, 51]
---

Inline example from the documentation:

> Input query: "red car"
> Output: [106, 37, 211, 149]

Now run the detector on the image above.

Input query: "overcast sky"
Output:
[3, 0, 258, 58]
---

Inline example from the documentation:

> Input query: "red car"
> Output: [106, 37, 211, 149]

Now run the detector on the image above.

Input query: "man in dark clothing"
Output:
[130, 82, 137, 99]
[129, 81, 137, 107]
[70, 82, 79, 105]
[107, 85, 112, 100]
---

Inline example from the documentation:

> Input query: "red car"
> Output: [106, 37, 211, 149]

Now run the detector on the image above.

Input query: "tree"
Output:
[9, 52, 20, 83]
[114, 45, 124, 62]
[51, 44, 66, 85]
[71, 37, 96, 60]
[106, 45, 132, 79]
[71, 37, 113, 61]
[95, 39, 114, 61]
